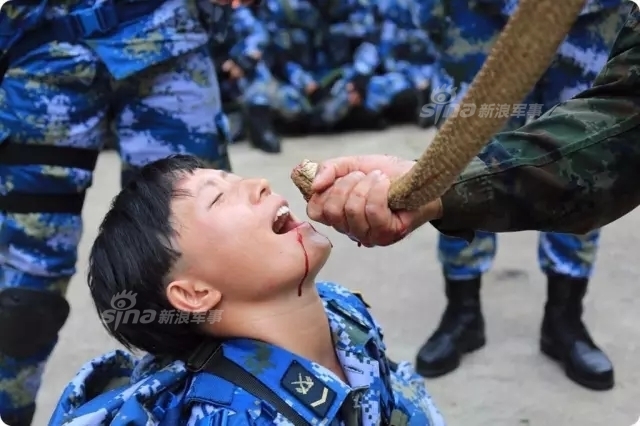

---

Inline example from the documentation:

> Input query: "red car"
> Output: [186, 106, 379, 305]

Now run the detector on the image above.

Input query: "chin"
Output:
[306, 239, 331, 277]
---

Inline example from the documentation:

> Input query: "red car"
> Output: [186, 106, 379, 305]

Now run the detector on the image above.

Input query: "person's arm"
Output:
[429, 7, 640, 238]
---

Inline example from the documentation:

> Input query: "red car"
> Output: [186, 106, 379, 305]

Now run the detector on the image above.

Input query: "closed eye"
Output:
[210, 193, 223, 208]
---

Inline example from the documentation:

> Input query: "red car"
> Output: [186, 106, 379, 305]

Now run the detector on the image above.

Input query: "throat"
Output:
[241, 297, 337, 372]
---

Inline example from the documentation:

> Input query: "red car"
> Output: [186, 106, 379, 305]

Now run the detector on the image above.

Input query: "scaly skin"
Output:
[291, 159, 318, 201]
[291, 0, 586, 211]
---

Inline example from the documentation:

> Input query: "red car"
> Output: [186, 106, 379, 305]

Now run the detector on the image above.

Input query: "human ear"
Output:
[166, 279, 222, 313]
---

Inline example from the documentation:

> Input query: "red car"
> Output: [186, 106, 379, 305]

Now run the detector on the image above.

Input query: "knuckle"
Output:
[324, 203, 343, 221]
[344, 204, 361, 218]
[306, 205, 321, 221]
[364, 204, 384, 221]
[352, 184, 369, 200]
[345, 194, 366, 217]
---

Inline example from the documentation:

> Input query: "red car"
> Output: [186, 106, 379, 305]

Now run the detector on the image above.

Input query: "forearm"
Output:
[426, 9, 640, 237]
[431, 95, 640, 236]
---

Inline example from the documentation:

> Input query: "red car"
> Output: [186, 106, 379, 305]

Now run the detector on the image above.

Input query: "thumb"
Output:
[311, 157, 363, 192]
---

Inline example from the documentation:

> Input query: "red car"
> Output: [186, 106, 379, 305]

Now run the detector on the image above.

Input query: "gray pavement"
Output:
[35, 125, 640, 425]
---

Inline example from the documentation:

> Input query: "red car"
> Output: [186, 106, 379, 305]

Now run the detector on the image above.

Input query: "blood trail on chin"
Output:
[295, 229, 310, 296]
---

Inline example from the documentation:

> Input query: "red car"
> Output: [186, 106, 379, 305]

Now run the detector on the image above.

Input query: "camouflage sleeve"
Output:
[431, 7, 640, 238]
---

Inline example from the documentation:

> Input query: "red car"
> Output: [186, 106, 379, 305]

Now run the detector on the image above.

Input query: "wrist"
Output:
[409, 198, 442, 232]
[402, 160, 442, 230]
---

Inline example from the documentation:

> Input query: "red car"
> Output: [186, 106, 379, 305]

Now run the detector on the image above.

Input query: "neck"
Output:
[216, 280, 340, 370]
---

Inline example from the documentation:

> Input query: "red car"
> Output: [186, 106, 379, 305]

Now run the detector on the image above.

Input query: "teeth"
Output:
[274, 206, 290, 222]
[273, 206, 290, 233]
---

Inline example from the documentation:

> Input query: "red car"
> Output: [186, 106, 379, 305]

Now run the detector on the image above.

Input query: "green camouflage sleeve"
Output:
[432, 7, 640, 239]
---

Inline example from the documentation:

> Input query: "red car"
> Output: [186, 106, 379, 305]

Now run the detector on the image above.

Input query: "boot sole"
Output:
[540, 339, 614, 391]
[416, 335, 486, 378]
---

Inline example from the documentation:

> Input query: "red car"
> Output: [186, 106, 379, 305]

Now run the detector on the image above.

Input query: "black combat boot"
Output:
[415, 277, 485, 378]
[244, 105, 281, 153]
[3, 403, 36, 426]
[384, 89, 418, 124]
[540, 272, 614, 390]
[343, 108, 387, 131]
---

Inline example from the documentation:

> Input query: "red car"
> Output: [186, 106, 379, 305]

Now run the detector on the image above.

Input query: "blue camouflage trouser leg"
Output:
[439, 7, 625, 281]
[242, 62, 311, 121]
[0, 42, 229, 419]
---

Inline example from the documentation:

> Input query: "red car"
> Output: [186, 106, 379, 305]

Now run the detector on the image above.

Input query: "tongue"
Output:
[283, 218, 302, 233]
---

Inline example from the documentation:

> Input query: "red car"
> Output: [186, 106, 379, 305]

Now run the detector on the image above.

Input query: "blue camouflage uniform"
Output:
[413, 0, 626, 285]
[260, 0, 398, 130]
[375, 0, 439, 125]
[206, 4, 276, 114]
[49, 282, 446, 426]
[203, 2, 283, 152]
[320, 1, 407, 128]
[0, 0, 232, 423]
[257, 0, 326, 125]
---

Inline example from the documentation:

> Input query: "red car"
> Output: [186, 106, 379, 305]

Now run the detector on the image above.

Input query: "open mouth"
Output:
[272, 205, 303, 234]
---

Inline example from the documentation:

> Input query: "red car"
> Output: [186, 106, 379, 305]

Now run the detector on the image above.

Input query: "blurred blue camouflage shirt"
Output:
[49, 282, 445, 425]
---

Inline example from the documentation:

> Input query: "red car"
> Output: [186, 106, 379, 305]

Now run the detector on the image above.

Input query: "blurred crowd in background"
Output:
[106, 0, 449, 155]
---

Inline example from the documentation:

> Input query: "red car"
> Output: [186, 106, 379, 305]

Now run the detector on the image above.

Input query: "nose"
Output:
[246, 178, 271, 204]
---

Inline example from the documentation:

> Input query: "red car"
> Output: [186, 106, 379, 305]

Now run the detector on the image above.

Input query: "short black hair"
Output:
[88, 154, 207, 358]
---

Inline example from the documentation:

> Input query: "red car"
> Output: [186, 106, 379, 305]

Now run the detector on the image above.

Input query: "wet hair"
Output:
[88, 154, 207, 358]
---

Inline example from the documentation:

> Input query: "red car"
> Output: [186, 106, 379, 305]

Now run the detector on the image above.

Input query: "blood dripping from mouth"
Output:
[296, 229, 309, 296]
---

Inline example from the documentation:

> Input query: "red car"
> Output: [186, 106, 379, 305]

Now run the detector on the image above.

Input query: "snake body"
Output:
[291, 0, 588, 209]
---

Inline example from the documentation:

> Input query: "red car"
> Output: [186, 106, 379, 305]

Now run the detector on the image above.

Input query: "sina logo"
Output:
[101, 290, 155, 330]
[110, 290, 137, 311]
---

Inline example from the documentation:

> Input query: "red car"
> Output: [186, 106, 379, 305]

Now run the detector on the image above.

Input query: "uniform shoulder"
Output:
[50, 350, 139, 424]
[50, 351, 190, 425]
[316, 281, 372, 309]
